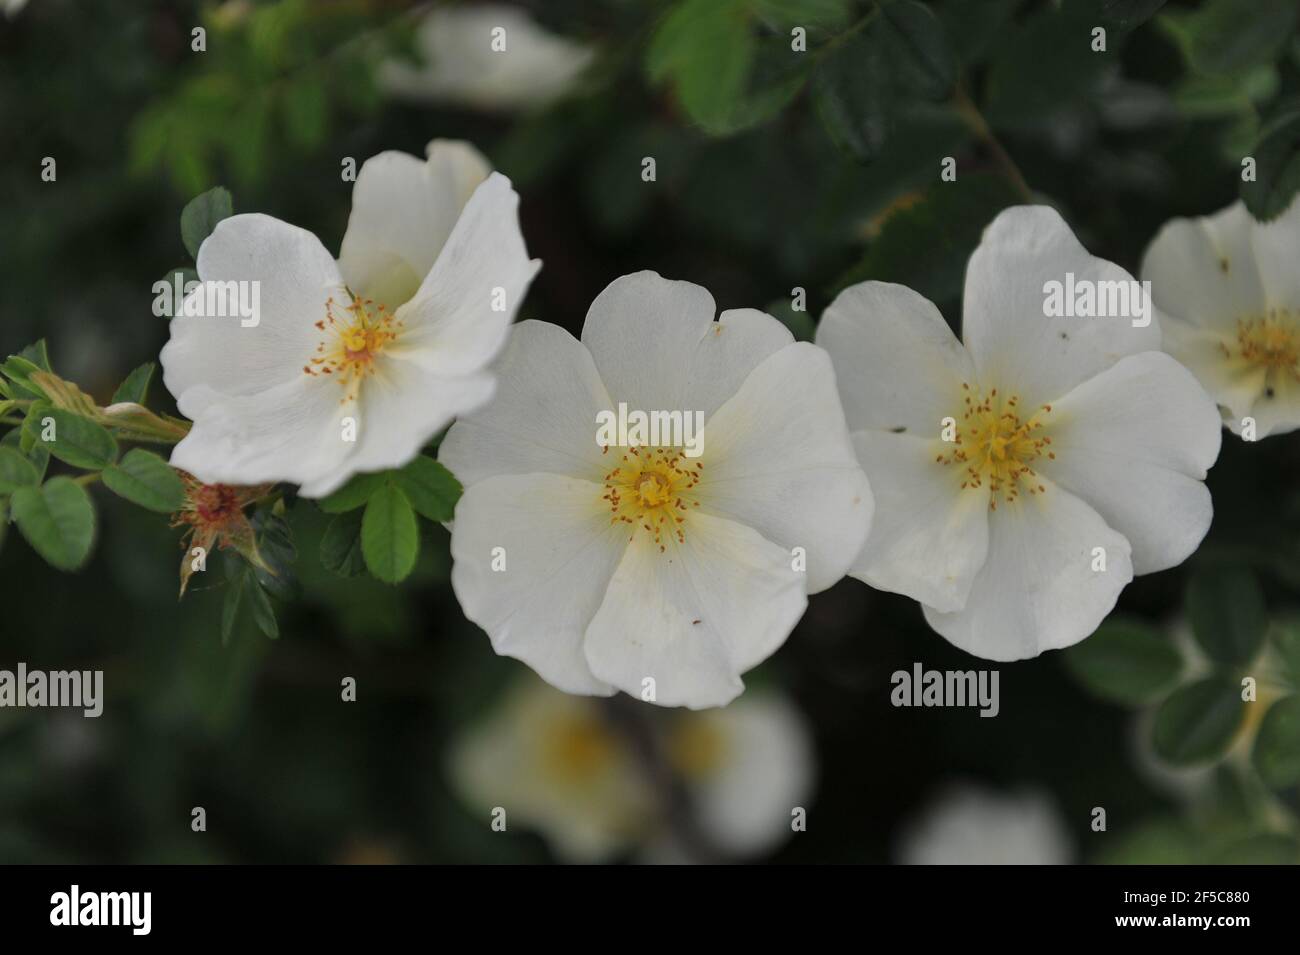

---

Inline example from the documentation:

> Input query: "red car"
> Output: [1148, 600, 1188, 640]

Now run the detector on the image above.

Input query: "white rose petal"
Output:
[160, 140, 538, 497]
[684, 693, 815, 856]
[450, 472, 622, 697]
[1142, 196, 1300, 437]
[338, 140, 492, 307]
[820, 205, 1219, 660]
[379, 4, 596, 112]
[1038, 351, 1220, 574]
[847, 430, 990, 613]
[818, 281, 976, 434]
[448, 677, 651, 862]
[922, 476, 1134, 660]
[449, 676, 816, 862]
[897, 784, 1074, 865]
[964, 206, 1161, 407]
[695, 343, 874, 593]
[445, 272, 872, 707]
[583, 512, 806, 710]
[439, 320, 614, 485]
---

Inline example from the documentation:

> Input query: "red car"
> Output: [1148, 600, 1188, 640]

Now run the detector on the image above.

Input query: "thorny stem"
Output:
[953, 84, 1035, 203]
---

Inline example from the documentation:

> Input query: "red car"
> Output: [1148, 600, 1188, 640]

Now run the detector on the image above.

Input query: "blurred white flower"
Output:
[1142, 198, 1300, 438]
[667, 691, 815, 857]
[450, 677, 653, 862]
[441, 271, 873, 708]
[449, 675, 814, 862]
[161, 140, 538, 498]
[380, 4, 595, 111]
[897, 784, 1074, 865]
[817, 206, 1221, 661]
[4, 0, 30, 20]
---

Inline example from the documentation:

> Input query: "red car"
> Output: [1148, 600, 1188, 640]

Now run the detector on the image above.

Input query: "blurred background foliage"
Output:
[1, 0, 1299, 863]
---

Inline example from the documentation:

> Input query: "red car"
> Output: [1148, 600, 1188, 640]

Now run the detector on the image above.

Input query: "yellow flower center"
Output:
[936, 384, 1056, 510]
[601, 446, 703, 552]
[541, 713, 618, 783]
[1230, 312, 1300, 396]
[304, 291, 404, 402]
[668, 718, 726, 779]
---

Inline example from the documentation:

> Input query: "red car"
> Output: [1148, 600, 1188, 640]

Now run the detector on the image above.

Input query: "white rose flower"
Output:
[896, 784, 1074, 865]
[379, 4, 595, 112]
[1141, 197, 1300, 438]
[817, 206, 1221, 661]
[161, 140, 539, 498]
[449, 675, 814, 862]
[441, 271, 873, 708]
[661, 691, 814, 858]
[450, 677, 654, 863]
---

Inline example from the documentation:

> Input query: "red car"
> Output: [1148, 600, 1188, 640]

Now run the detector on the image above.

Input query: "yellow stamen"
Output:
[303, 290, 405, 403]
[937, 384, 1055, 509]
[1233, 311, 1300, 398]
[601, 446, 703, 552]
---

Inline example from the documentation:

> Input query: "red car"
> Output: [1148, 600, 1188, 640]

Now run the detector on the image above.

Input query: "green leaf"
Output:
[155, 268, 199, 319]
[4, 427, 50, 481]
[985, 2, 1109, 127]
[320, 511, 367, 577]
[16, 340, 51, 372]
[1169, 0, 1296, 76]
[1, 353, 49, 401]
[812, 25, 890, 161]
[751, 0, 851, 30]
[9, 477, 96, 571]
[1173, 67, 1278, 120]
[1270, 618, 1300, 685]
[393, 456, 462, 522]
[180, 186, 233, 259]
[101, 449, 185, 513]
[1185, 566, 1267, 667]
[221, 571, 246, 646]
[1253, 695, 1300, 789]
[361, 484, 419, 584]
[1153, 677, 1245, 766]
[251, 511, 299, 601]
[878, 0, 956, 101]
[647, 0, 757, 135]
[1097, 0, 1167, 32]
[246, 577, 280, 639]
[318, 471, 386, 514]
[1240, 110, 1300, 222]
[2, 345, 51, 402]
[0, 447, 39, 493]
[19, 401, 49, 454]
[1063, 618, 1183, 705]
[110, 363, 156, 405]
[36, 408, 118, 470]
